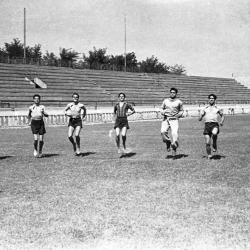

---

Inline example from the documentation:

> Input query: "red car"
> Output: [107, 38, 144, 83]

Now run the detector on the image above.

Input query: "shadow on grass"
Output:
[76, 152, 96, 157]
[42, 154, 60, 158]
[166, 154, 189, 160]
[120, 152, 136, 158]
[0, 156, 13, 160]
[202, 155, 226, 160]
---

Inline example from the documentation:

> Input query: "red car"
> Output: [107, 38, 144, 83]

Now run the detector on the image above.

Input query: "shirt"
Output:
[65, 102, 85, 118]
[161, 98, 184, 119]
[201, 105, 223, 123]
[114, 102, 134, 118]
[28, 104, 46, 120]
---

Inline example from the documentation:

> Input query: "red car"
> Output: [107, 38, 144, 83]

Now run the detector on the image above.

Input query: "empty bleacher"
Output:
[0, 62, 249, 109]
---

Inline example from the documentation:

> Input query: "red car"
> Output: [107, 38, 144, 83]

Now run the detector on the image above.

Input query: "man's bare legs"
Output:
[68, 126, 82, 155]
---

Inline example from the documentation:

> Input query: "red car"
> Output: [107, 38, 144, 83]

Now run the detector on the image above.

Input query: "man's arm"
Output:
[81, 105, 87, 120]
[219, 110, 225, 126]
[175, 101, 184, 118]
[27, 108, 32, 125]
[41, 106, 49, 117]
[64, 104, 71, 117]
[127, 105, 135, 116]
[198, 109, 205, 121]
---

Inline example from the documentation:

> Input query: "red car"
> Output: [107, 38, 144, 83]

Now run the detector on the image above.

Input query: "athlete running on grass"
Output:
[113, 93, 135, 154]
[27, 94, 49, 158]
[64, 93, 86, 156]
[160, 87, 184, 157]
[198, 94, 225, 159]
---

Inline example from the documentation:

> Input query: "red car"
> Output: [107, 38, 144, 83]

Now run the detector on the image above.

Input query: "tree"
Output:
[60, 48, 79, 63]
[43, 51, 58, 60]
[84, 47, 108, 68]
[4, 38, 24, 58]
[169, 64, 186, 75]
[139, 55, 170, 74]
[3, 38, 42, 60]
[108, 52, 137, 68]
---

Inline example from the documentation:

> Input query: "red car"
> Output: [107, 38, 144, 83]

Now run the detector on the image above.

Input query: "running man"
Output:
[27, 94, 49, 158]
[113, 93, 135, 154]
[160, 87, 184, 157]
[198, 94, 224, 159]
[64, 93, 87, 156]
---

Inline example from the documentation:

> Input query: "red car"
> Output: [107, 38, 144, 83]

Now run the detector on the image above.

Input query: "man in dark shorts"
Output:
[27, 94, 49, 158]
[113, 93, 135, 154]
[198, 94, 225, 159]
[64, 93, 86, 156]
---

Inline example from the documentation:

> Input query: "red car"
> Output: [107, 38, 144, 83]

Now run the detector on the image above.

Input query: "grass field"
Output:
[0, 115, 250, 250]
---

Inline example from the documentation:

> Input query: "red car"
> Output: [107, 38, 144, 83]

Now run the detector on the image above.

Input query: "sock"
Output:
[39, 141, 44, 153]
[34, 140, 38, 151]
[122, 135, 126, 148]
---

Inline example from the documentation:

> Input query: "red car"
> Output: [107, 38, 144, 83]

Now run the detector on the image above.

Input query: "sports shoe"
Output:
[38, 153, 43, 158]
[34, 150, 38, 157]
[75, 149, 81, 156]
[207, 155, 212, 160]
[166, 141, 171, 152]
[212, 143, 217, 152]
[117, 148, 122, 154]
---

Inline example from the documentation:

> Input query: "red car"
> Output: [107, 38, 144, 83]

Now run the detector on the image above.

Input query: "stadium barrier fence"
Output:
[0, 106, 249, 128]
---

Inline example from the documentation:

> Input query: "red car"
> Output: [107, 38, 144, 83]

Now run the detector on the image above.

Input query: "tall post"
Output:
[124, 14, 126, 72]
[24, 8, 26, 63]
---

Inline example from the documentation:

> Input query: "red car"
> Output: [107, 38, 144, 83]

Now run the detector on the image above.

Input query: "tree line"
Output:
[0, 38, 186, 75]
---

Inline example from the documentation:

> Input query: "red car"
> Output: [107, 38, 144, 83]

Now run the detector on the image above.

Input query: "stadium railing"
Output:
[0, 106, 249, 128]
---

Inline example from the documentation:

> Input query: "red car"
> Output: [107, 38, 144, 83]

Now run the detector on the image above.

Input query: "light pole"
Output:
[24, 8, 26, 63]
[124, 14, 126, 72]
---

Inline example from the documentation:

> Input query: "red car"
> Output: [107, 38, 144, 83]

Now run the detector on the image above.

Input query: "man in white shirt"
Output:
[27, 94, 49, 158]
[160, 88, 184, 157]
[198, 94, 225, 159]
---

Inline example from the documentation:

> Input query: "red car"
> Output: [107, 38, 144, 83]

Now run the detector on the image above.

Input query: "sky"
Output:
[0, 0, 250, 78]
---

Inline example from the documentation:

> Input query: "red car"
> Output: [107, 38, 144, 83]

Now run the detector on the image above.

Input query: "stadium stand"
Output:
[0, 63, 249, 109]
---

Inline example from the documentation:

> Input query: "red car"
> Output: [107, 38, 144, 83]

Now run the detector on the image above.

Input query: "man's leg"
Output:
[169, 120, 179, 156]
[74, 126, 82, 155]
[33, 134, 38, 156]
[161, 120, 171, 152]
[211, 127, 219, 152]
[121, 127, 127, 152]
[38, 134, 44, 158]
[115, 128, 121, 153]
[205, 135, 212, 159]
[68, 126, 77, 153]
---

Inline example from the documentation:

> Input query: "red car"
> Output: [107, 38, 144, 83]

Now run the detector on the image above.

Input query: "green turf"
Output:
[0, 115, 250, 250]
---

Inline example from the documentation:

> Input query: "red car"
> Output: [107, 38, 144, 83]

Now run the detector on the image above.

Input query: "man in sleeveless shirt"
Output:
[113, 93, 135, 154]
[160, 88, 184, 157]
[64, 93, 87, 156]
[198, 94, 225, 159]
[27, 94, 49, 158]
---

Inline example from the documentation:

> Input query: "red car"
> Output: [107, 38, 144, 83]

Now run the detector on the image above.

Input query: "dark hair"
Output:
[208, 94, 217, 100]
[33, 94, 41, 100]
[170, 87, 178, 94]
[72, 93, 79, 98]
[118, 92, 126, 98]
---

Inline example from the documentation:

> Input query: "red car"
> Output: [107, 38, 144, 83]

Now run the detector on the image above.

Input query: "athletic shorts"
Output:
[114, 117, 129, 129]
[68, 118, 82, 128]
[203, 122, 220, 136]
[31, 119, 46, 135]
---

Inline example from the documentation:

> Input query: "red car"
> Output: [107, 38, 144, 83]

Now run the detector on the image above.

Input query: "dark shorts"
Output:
[114, 117, 129, 129]
[31, 119, 46, 135]
[68, 118, 82, 128]
[204, 122, 220, 136]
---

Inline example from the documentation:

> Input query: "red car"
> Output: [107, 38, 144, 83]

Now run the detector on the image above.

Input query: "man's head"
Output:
[208, 94, 217, 105]
[118, 92, 126, 101]
[33, 94, 41, 104]
[170, 87, 178, 99]
[72, 93, 79, 102]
